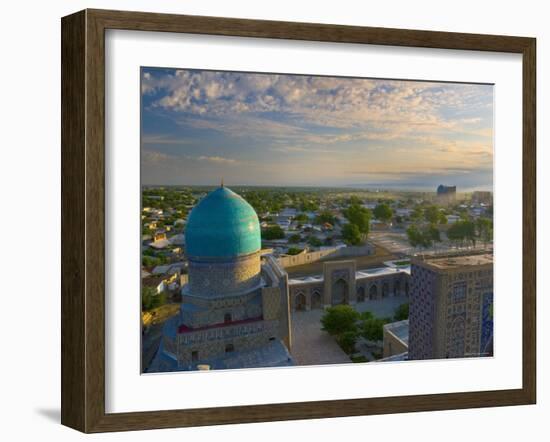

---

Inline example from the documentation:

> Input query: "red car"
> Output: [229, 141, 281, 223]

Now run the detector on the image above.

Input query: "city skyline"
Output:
[141, 68, 494, 191]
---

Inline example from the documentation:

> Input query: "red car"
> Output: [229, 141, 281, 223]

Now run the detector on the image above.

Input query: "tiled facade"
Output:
[408, 253, 494, 360]
[288, 260, 410, 311]
[173, 254, 292, 369]
[186, 251, 262, 297]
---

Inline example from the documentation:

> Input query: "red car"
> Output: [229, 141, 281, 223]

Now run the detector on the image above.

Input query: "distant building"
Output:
[408, 253, 494, 360]
[446, 214, 461, 224]
[436, 185, 456, 205]
[472, 191, 493, 205]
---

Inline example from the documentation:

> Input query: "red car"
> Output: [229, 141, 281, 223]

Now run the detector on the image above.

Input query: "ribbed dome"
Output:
[185, 186, 261, 258]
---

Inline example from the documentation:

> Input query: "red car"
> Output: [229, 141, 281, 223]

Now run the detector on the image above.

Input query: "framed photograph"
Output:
[61, 9, 536, 433]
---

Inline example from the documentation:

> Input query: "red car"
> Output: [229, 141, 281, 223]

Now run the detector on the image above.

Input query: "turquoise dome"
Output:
[185, 186, 261, 258]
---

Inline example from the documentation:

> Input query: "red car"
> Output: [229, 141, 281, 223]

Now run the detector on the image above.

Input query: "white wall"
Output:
[0, 0, 547, 440]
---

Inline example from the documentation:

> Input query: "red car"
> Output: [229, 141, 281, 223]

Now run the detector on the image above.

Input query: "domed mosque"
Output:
[152, 185, 293, 371]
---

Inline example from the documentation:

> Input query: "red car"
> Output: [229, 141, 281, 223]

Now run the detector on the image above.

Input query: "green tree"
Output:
[406, 225, 432, 248]
[141, 286, 166, 311]
[476, 217, 493, 247]
[262, 225, 285, 240]
[447, 220, 477, 246]
[288, 233, 301, 244]
[337, 330, 359, 354]
[307, 236, 322, 247]
[373, 203, 393, 222]
[294, 213, 309, 222]
[394, 303, 409, 321]
[286, 247, 303, 256]
[360, 317, 390, 342]
[321, 305, 360, 336]
[315, 210, 337, 225]
[343, 204, 371, 236]
[342, 223, 363, 245]
[411, 207, 424, 222]
[427, 224, 441, 242]
[424, 206, 441, 224]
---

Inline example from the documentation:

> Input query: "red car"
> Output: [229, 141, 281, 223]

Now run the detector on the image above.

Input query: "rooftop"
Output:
[384, 319, 409, 346]
[420, 253, 493, 270]
[288, 265, 410, 285]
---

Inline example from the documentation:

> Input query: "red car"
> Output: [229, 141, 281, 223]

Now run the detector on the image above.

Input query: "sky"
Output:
[141, 67, 494, 191]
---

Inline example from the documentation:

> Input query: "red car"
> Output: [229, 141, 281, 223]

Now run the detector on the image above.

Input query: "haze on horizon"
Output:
[141, 68, 494, 192]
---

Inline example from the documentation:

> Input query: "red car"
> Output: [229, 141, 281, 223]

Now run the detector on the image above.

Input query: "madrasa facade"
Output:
[149, 186, 410, 372]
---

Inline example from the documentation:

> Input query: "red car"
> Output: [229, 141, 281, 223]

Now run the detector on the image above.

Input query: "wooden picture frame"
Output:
[61, 8, 536, 433]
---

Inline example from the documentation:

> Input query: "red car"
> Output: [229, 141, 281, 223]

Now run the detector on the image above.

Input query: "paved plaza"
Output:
[289, 294, 409, 366]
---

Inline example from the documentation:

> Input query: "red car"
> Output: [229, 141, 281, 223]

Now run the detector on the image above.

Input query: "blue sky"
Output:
[141, 67, 493, 191]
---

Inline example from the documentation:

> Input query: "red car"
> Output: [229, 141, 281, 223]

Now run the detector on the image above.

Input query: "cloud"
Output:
[141, 68, 494, 189]
[142, 149, 239, 166]
[269, 145, 338, 154]
[141, 134, 192, 145]
[196, 155, 238, 164]
[142, 69, 493, 136]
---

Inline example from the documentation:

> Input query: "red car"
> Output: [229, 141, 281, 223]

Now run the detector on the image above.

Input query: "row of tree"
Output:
[406, 217, 493, 249]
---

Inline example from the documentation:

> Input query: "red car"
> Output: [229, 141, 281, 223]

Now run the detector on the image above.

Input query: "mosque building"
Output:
[149, 185, 293, 372]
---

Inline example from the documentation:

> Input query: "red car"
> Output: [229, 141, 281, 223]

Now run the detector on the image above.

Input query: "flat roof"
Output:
[288, 265, 410, 285]
[422, 253, 493, 270]
[384, 319, 409, 345]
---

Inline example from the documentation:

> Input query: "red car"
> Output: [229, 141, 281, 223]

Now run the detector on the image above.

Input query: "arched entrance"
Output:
[394, 280, 401, 296]
[382, 282, 389, 298]
[295, 293, 307, 311]
[357, 286, 365, 303]
[332, 278, 348, 305]
[449, 317, 466, 357]
[369, 284, 378, 300]
[405, 282, 410, 296]
[311, 291, 322, 309]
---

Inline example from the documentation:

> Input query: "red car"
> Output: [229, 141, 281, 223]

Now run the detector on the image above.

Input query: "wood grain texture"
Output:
[61, 10, 86, 431]
[60, 8, 537, 433]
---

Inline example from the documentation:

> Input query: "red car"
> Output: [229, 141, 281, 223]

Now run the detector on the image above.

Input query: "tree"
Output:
[476, 217, 493, 247]
[307, 236, 322, 247]
[406, 224, 441, 249]
[360, 317, 390, 342]
[394, 303, 409, 321]
[373, 203, 393, 222]
[288, 233, 301, 243]
[286, 247, 303, 256]
[142, 286, 166, 311]
[360, 310, 374, 321]
[315, 210, 337, 225]
[294, 213, 308, 222]
[411, 207, 424, 222]
[406, 225, 432, 248]
[321, 305, 360, 336]
[424, 205, 440, 224]
[447, 220, 477, 247]
[337, 330, 359, 354]
[261, 225, 285, 240]
[343, 204, 371, 236]
[342, 223, 363, 245]
[426, 224, 441, 243]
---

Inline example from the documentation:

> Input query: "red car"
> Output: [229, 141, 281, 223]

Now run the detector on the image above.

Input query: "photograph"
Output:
[140, 68, 494, 373]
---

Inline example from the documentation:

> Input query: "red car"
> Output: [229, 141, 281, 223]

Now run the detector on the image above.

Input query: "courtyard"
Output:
[289, 294, 408, 366]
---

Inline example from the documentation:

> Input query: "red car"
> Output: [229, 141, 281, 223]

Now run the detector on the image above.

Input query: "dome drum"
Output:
[187, 251, 262, 297]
